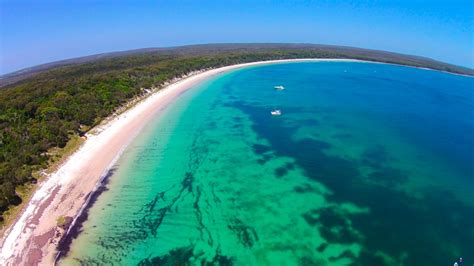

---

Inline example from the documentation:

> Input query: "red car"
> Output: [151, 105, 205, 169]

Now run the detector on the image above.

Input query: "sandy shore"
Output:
[0, 59, 363, 265]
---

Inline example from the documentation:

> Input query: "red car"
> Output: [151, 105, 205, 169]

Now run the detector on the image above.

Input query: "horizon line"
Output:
[2, 42, 473, 78]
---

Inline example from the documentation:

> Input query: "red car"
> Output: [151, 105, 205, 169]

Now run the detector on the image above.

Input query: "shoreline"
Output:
[0, 58, 454, 265]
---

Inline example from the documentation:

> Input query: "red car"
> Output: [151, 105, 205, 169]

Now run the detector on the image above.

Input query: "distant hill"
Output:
[1, 43, 472, 87]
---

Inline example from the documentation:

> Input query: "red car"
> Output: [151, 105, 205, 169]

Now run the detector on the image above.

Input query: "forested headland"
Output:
[0, 43, 472, 225]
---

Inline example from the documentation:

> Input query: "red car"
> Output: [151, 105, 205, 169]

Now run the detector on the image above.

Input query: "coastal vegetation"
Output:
[0, 43, 472, 225]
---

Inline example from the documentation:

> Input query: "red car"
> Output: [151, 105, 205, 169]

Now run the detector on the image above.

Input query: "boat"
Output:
[271, 86, 283, 115]
[271, 109, 282, 116]
[274, 85, 285, 91]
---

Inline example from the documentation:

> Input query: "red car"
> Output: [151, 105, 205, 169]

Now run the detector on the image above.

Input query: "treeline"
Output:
[0, 46, 472, 223]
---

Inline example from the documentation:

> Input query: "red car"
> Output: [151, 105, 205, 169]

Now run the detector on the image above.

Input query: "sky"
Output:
[0, 0, 473, 75]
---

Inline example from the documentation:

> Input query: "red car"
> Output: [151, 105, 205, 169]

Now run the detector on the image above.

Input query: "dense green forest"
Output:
[0, 44, 472, 223]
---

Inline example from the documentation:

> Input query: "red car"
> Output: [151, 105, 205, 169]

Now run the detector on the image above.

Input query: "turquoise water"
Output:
[61, 62, 473, 266]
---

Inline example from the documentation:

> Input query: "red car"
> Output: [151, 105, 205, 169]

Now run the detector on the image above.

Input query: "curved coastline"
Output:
[0, 58, 466, 265]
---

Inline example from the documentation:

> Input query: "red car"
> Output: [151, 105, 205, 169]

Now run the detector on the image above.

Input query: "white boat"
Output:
[274, 85, 285, 91]
[271, 109, 282, 116]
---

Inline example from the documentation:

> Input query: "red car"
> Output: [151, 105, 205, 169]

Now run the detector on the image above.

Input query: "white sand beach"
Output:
[0, 59, 363, 265]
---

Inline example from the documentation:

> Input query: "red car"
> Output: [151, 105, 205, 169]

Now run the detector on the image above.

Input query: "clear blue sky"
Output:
[1, 0, 473, 75]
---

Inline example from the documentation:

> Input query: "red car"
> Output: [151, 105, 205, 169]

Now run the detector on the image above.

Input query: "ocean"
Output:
[60, 62, 473, 266]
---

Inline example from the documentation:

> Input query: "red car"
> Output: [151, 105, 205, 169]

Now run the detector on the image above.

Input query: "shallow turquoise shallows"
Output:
[61, 62, 473, 266]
